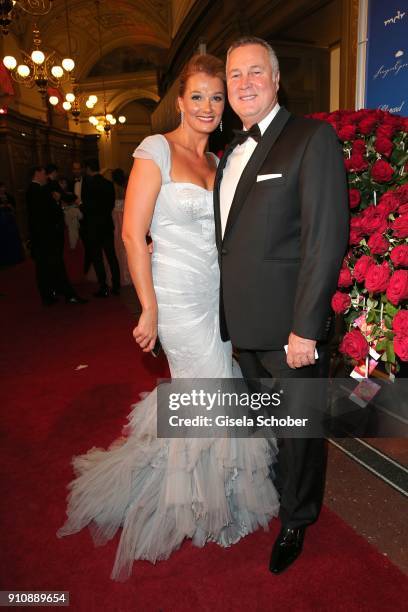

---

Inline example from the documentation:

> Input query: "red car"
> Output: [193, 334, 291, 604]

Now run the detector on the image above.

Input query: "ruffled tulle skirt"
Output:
[57, 388, 280, 581]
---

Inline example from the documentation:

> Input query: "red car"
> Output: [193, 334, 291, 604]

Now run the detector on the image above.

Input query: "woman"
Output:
[58, 54, 279, 581]
[58, 177, 83, 250]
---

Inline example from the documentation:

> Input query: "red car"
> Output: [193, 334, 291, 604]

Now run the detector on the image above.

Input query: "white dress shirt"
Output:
[73, 177, 82, 202]
[220, 103, 280, 237]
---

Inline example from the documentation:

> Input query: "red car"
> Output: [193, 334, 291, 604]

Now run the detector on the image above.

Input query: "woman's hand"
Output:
[132, 308, 157, 352]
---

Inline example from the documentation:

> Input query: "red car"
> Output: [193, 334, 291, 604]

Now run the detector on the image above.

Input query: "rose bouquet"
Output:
[309, 109, 408, 375]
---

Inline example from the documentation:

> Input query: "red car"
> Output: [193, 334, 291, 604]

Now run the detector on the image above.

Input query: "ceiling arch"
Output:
[109, 89, 160, 114]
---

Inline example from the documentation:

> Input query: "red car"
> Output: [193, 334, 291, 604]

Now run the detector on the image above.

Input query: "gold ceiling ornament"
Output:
[0, 0, 54, 36]
[88, 0, 126, 138]
[2, 23, 74, 97]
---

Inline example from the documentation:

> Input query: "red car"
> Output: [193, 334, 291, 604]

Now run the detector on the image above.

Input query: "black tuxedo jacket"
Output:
[26, 182, 64, 249]
[81, 174, 115, 236]
[213, 107, 349, 350]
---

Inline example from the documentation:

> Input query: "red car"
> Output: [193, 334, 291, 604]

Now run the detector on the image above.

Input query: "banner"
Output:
[365, 1, 408, 115]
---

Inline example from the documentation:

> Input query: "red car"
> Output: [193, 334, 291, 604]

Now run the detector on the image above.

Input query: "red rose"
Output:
[338, 125, 357, 141]
[354, 255, 375, 282]
[348, 188, 361, 209]
[338, 267, 353, 287]
[371, 160, 394, 183]
[383, 113, 402, 130]
[375, 136, 393, 158]
[394, 336, 408, 361]
[331, 291, 351, 313]
[391, 214, 408, 238]
[402, 117, 408, 132]
[386, 270, 408, 305]
[349, 229, 364, 245]
[360, 205, 388, 235]
[398, 203, 408, 215]
[368, 232, 389, 255]
[377, 192, 400, 215]
[312, 112, 329, 121]
[340, 329, 369, 360]
[345, 154, 368, 172]
[359, 117, 378, 135]
[396, 184, 408, 204]
[390, 245, 408, 267]
[349, 216, 365, 245]
[365, 262, 390, 293]
[352, 139, 366, 154]
[392, 310, 408, 336]
[349, 214, 364, 246]
[376, 124, 396, 139]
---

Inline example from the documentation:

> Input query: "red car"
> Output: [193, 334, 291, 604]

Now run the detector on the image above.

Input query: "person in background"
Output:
[82, 158, 120, 297]
[59, 177, 83, 250]
[112, 168, 131, 286]
[0, 181, 24, 266]
[71, 161, 92, 274]
[26, 166, 86, 306]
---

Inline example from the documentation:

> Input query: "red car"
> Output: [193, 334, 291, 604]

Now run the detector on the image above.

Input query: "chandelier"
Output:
[49, 88, 99, 124]
[89, 112, 126, 134]
[87, 0, 125, 137]
[2, 23, 74, 96]
[48, 0, 97, 124]
[0, 0, 54, 36]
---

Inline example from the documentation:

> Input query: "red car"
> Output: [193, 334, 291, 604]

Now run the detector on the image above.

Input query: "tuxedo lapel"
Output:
[223, 107, 291, 242]
[213, 141, 236, 250]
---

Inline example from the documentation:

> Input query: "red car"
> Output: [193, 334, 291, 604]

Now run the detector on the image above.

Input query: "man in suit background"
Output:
[82, 159, 120, 297]
[214, 37, 349, 574]
[27, 166, 85, 305]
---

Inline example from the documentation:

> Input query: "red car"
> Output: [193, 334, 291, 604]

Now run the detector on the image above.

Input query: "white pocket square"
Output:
[256, 173, 283, 182]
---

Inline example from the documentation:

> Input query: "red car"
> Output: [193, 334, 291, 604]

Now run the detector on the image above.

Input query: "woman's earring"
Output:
[219, 120, 223, 132]
[180, 111, 184, 127]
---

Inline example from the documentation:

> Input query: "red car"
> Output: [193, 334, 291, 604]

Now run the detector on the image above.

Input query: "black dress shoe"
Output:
[269, 527, 305, 574]
[66, 296, 88, 304]
[93, 286, 109, 298]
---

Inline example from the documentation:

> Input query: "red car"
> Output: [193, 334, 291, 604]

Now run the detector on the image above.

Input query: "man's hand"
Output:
[286, 332, 316, 369]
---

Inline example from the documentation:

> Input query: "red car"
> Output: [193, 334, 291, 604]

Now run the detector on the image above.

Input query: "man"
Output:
[27, 166, 86, 305]
[71, 160, 92, 273]
[214, 37, 348, 574]
[82, 159, 120, 297]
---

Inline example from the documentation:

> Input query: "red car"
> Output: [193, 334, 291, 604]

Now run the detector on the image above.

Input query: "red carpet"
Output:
[1, 261, 407, 611]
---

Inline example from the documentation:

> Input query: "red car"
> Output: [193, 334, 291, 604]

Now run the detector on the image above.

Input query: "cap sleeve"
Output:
[132, 134, 171, 183]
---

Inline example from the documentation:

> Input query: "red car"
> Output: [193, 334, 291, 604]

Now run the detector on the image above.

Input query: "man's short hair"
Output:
[227, 36, 279, 75]
[85, 158, 100, 172]
[31, 165, 45, 178]
[45, 163, 58, 175]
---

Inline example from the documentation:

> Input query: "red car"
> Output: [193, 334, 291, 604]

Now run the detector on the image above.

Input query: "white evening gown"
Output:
[57, 135, 279, 581]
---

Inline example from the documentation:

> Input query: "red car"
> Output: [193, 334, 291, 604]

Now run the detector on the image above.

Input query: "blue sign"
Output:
[365, 1, 408, 115]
